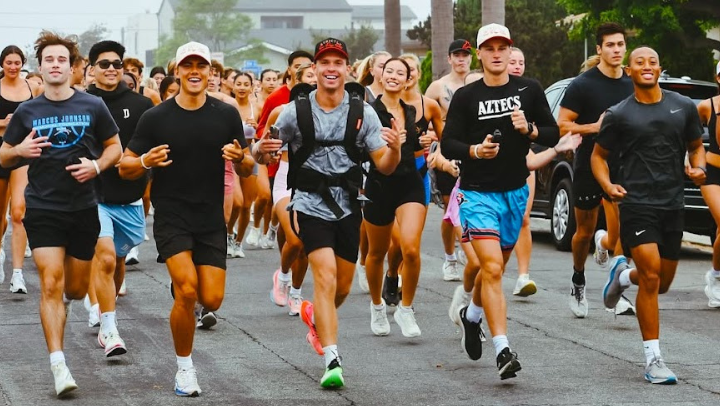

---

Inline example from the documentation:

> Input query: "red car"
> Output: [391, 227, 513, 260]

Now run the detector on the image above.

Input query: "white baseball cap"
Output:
[477, 23, 513, 47]
[175, 41, 211, 65]
[716, 61, 720, 76]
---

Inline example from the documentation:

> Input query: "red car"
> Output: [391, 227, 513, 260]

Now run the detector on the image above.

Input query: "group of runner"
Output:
[1, 19, 719, 397]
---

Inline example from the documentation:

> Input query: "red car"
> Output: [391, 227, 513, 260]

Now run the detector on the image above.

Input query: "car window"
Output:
[659, 82, 716, 106]
[545, 86, 565, 120]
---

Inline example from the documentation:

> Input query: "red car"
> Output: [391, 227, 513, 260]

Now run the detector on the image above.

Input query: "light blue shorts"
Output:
[98, 203, 146, 257]
[458, 185, 529, 251]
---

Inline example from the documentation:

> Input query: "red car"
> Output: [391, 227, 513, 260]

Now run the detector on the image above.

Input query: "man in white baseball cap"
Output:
[476, 23, 513, 47]
[175, 41, 212, 65]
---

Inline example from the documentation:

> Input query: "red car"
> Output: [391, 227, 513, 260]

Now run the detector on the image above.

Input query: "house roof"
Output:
[165, 0, 353, 13]
[351, 5, 418, 21]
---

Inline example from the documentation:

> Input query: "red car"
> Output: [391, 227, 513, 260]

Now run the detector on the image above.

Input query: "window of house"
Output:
[261, 16, 303, 29]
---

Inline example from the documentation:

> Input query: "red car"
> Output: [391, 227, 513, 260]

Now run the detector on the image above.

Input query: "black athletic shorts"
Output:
[572, 170, 604, 210]
[364, 171, 426, 226]
[706, 163, 720, 186]
[435, 170, 457, 197]
[296, 211, 361, 263]
[24, 207, 100, 261]
[153, 214, 227, 270]
[620, 205, 683, 261]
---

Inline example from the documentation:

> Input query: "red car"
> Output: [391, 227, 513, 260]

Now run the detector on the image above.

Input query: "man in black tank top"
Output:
[592, 46, 706, 384]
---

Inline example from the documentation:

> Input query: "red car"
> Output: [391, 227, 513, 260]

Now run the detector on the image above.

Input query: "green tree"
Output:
[558, 0, 720, 80]
[156, 0, 262, 68]
[77, 24, 109, 57]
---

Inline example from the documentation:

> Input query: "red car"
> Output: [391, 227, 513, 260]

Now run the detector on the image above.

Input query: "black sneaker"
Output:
[382, 275, 399, 307]
[459, 306, 482, 361]
[496, 347, 521, 380]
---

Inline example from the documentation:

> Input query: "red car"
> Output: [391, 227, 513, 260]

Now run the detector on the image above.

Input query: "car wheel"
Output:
[551, 178, 575, 251]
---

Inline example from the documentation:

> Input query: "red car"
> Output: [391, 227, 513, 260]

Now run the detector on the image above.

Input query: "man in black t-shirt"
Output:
[592, 46, 706, 384]
[119, 41, 250, 397]
[0, 32, 122, 397]
[558, 23, 634, 318]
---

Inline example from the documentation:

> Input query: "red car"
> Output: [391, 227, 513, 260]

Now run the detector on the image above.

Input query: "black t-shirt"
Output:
[127, 96, 246, 232]
[596, 90, 703, 209]
[3, 91, 118, 211]
[441, 75, 559, 192]
[371, 96, 418, 177]
[559, 67, 634, 172]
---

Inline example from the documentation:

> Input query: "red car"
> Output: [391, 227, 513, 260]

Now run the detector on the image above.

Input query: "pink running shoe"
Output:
[288, 295, 303, 316]
[270, 269, 289, 307]
[300, 300, 324, 355]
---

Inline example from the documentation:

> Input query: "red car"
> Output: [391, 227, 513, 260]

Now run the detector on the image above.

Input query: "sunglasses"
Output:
[96, 60, 123, 70]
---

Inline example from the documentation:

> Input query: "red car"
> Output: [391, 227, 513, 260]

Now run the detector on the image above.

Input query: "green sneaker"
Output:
[320, 359, 344, 389]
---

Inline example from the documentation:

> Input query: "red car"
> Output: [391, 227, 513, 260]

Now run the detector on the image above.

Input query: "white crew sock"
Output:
[445, 253, 457, 262]
[50, 351, 65, 366]
[643, 339, 661, 366]
[466, 301, 484, 323]
[619, 268, 633, 288]
[278, 271, 292, 282]
[712, 269, 720, 278]
[289, 287, 302, 297]
[492, 335, 510, 357]
[177, 355, 193, 370]
[373, 302, 384, 310]
[101, 311, 117, 334]
[322, 345, 339, 367]
[269, 223, 278, 232]
[12, 268, 22, 275]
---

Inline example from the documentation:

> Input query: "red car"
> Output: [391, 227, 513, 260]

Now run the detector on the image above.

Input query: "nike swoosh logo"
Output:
[670, 109, 682, 114]
[635, 230, 646, 236]
[518, 87, 528, 92]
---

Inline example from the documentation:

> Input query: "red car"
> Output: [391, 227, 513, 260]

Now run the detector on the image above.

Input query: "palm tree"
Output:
[431, 0, 454, 79]
[384, 0, 401, 56]
[482, 0, 505, 25]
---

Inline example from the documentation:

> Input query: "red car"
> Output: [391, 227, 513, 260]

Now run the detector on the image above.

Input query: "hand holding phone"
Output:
[491, 129, 503, 144]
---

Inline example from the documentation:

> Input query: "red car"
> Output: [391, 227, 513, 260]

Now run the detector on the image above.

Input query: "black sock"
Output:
[572, 268, 585, 285]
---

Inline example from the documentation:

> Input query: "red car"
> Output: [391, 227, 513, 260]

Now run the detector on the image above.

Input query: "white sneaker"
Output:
[569, 283, 589, 318]
[259, 234, 274, 250]
[125, 246, 139, 265]
[370, 300, 390, 336]
[51, 361, 78, 397]
[0, 249, 5, 284]
[234, 243, 245, 258]
[9, 272, 27, 294]
[174, 367, 201, 397]
[593, 230, 609, 268]
[87, 304, 100, 328]
[394, 306, 421, 337]
[288, 294, 303, 316]
[449, 285, 470, 326]
[226, 234, 236, 258]
[98, 330, 127, 357]
[24, 242, 31, 258]
[245, 227, 261, 248]
[512, 274, 537, 297]
[144, 232, 150, 241]
[356, 261, 369, 293]
[118, 279, 127, 296]
[614, 295, 636, 316]
[442, 260, 461, 281]
[456, 250, 467, 266]
[704, 270, 720, 305]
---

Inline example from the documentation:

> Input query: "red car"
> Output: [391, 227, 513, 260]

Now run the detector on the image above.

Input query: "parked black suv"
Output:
[531, 74, 717, 251]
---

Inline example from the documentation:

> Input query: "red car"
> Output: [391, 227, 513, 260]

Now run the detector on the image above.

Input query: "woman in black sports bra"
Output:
[698, 62, 720, 305]
[0, 46, 40, 291]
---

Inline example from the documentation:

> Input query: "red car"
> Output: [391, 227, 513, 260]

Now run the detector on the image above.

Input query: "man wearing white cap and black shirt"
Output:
[442, 23, 559, 380]
[119, 41, 251, 397]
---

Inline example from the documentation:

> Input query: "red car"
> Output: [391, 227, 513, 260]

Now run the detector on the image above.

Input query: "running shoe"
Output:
[196, 310, 217, 330]
[442, 260, 461, 281]
[496, 347, 522, 380]
[260, 234, 274, 250]
[144, 232, 150, 241]
[593, 229, 609, 268]
[24, 242, 31, 258]
[233, 241, 246, 258]
[0, 250, 5, 284]
[245, 227, 261, 248]
[356, 261, 369, 293]
[270, 269, 290, 307]
[512, 274, 537, 297]
[459, 306, 483, 360]
[456, 249, 467, 266]
[288, 294, 303, 316]
[449, 286, 469, 326]
[394, 306, 421, 337]
[175, 367, 202, 396]
[87, 304, 100, 328]
[125, 246, 139, 265]
[300, 301, 324, 355]
[644, 357, 677, 384]
[603, 255, 629, 309]
[226, 234, 235, 258]
[382, 275, 400, 307]
[51, 361, 78, 397]
[704, 270, 720, 305]
[9, 272, 27, 294]
[569, 283, 588, 318]
[614, 295, 636, 316]
[266, 226, 278, 247]
[320, 358, 344, 389]
[118, 279, 127, 296]
[370, 300, 390, 336]
[98, 330, 127, 357]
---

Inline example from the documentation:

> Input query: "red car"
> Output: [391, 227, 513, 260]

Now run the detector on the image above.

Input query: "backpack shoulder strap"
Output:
[344, 82, 365, 163]
[288, 84, 316, 188]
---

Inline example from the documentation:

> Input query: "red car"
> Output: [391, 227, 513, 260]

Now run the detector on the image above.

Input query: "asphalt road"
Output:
[1, 208, 719, 406]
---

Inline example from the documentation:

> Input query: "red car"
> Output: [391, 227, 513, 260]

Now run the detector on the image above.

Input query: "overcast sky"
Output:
[0, 0, 431, 60]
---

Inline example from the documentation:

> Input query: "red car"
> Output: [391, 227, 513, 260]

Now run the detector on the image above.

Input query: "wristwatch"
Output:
[526, 122, 534, 136]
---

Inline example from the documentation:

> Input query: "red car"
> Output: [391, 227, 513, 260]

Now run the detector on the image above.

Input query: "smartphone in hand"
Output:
[492, 129, 503, 144]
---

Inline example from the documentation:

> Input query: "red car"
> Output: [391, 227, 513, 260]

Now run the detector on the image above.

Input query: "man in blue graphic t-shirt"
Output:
[0, 31, 121, 397]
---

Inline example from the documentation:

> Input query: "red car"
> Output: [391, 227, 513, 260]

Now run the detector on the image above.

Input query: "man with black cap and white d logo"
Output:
[254, 37, 402, 389]
[119, 41, 252, 397]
